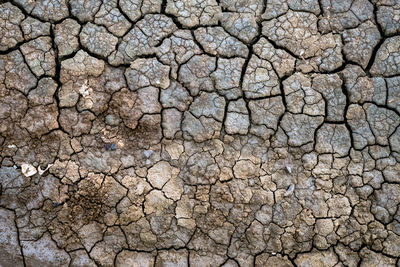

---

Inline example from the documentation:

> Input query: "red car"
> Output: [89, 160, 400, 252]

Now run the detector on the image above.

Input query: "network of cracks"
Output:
[1, 0, 400, 266]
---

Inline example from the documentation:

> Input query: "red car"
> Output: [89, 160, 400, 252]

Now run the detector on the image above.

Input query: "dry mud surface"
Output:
[0, 0, 400, 266]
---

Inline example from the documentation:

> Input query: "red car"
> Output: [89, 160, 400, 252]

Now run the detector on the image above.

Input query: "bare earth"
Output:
[1, 0, 400, 266]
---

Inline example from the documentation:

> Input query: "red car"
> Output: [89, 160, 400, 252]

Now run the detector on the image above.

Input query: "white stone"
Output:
[21, 163, 37, 177]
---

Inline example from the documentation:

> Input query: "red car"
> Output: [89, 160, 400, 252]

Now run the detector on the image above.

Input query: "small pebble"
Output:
[21, 163, 37, 177]
[284, 184, 295, 197]
[143, 150, 153, 158]
[111, 143, 116, 151]
[286, 165, 292, 174]
[106, 143, 117, 151]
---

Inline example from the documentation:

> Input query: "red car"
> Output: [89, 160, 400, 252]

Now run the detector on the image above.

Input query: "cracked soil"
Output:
[1, 0, 400, 266]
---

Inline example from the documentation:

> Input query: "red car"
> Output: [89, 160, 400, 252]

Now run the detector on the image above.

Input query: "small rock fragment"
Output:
[21, 164, 37, 177]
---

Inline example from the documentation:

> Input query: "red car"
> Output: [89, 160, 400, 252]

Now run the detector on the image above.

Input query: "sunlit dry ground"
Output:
[1, 0, 400, 266]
